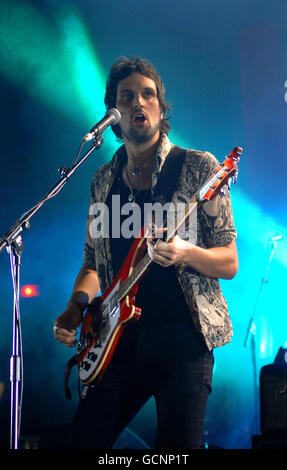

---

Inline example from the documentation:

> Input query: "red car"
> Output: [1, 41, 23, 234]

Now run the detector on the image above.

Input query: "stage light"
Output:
[21, 284, 40, 298]
[55, 5, 117, 151]
[0, 1, 117, 151]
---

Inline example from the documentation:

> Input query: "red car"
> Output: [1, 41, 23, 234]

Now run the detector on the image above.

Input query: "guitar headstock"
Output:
[198, 146, 242, 202]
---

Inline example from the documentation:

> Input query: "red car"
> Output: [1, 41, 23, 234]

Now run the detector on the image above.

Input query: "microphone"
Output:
[84, 108, 121, 142]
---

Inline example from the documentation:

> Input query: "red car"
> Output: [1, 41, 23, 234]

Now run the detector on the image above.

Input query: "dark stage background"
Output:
[0, 0, 287, 449]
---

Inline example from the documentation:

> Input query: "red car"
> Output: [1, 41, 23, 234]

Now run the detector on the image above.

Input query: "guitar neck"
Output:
[118, 253, 152, 302]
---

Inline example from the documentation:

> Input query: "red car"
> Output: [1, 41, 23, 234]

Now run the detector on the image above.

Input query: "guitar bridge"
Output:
[76, 331, 93, 357]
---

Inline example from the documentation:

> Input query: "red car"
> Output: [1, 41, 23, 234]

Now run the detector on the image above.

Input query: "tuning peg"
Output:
[228, 177, 235, 188]
[218, 188, 226, 198]
[232, 154, 241, 163]
[231, 173, 238, 185]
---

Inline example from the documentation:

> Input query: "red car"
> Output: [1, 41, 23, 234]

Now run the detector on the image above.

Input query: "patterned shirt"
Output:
[83, 134, 237, 350]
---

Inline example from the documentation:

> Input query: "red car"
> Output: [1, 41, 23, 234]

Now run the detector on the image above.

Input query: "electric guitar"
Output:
[75, 146, 242, 385]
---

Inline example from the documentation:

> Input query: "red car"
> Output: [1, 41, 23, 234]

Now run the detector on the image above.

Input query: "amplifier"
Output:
[260, 362, 287, 434]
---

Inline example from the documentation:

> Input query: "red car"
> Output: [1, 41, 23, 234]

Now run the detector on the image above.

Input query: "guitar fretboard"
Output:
[118, 253, 152, 301]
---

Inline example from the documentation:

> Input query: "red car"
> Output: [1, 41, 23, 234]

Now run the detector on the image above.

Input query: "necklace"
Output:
[132, 167, 141, 176]
[125, 166, 138, 203]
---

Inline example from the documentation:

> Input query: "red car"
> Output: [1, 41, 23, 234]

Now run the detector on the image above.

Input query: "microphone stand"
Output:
[0, 135, 104, 449]
[243, 238, 279, 435]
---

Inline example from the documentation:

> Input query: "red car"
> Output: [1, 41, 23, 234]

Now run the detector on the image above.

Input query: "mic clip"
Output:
[88, 135, 104, 149]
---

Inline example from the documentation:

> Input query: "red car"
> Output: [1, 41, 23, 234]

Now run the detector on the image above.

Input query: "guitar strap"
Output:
[64, 355, 78, 400]
[153, 145, 187, 203]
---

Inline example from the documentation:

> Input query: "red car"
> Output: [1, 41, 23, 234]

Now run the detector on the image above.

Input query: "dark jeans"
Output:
[71, 322, 214, 449]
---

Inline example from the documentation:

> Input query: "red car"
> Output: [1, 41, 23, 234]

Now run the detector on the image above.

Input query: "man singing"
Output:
[54, 56, 238, 449]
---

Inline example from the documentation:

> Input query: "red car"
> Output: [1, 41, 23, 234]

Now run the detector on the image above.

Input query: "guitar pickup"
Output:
[109, 305, 118, 317]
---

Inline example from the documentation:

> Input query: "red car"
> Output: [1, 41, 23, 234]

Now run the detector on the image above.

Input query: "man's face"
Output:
[116, 72, 163, 144]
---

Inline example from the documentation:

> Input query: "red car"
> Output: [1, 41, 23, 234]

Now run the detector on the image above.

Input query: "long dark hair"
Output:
[104, 56, 171, 140]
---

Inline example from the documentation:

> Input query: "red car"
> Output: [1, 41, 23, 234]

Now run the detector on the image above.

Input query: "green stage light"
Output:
[0, 2, 74, 114]
[55, 5, 117, 150]
[0, 1, 117, 152]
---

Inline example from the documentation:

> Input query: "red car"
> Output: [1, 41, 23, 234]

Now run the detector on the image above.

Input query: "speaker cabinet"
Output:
[260, 364, 287, 434]
[252, 432, 287, 449]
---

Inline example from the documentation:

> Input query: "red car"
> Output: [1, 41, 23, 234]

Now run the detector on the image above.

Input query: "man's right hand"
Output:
[53, 269, 99, 347]
[53, 300, 86, 347]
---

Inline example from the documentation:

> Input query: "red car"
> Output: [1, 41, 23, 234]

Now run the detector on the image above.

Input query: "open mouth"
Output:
[133, 113, 147, 125]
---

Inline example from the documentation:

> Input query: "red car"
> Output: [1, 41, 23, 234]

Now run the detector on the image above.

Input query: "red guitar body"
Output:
[77, 227, 148, 384]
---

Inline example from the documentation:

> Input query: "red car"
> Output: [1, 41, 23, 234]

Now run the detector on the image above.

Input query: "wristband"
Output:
[69, 291, 89, 312]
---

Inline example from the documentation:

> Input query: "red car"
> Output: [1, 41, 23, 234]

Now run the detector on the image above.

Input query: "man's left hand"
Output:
[147, 235, 188, 267]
